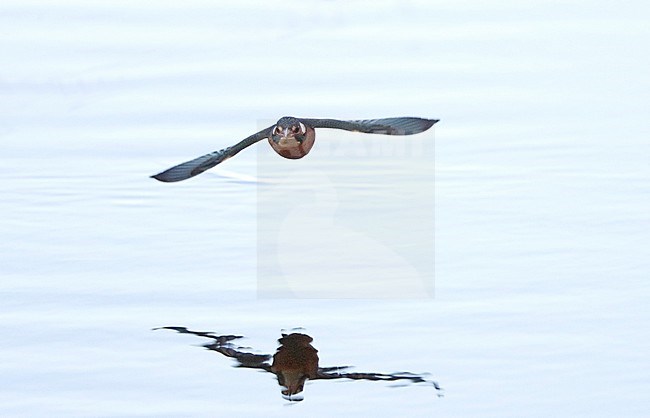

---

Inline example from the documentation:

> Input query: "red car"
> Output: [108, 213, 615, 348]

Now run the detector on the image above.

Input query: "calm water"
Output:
[1, 1, 649, 417]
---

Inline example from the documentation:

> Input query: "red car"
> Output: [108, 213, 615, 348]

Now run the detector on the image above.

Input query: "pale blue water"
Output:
[1, 1, 649, 417]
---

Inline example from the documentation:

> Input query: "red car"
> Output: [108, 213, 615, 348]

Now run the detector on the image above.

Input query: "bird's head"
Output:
[268, 116, 315, 159]
[271, 116, 307, 144]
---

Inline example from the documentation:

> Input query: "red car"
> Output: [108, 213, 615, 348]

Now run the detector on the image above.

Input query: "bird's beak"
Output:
[282, 127, 290, 139]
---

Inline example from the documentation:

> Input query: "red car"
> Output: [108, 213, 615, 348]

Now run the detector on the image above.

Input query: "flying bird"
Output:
[151, 116, 438, 182]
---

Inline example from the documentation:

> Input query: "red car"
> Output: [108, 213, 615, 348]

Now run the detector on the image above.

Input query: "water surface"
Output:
[1, 1, 648, 417]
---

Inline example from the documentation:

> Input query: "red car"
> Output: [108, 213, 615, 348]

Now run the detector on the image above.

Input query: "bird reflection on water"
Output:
[155, 326, 442, 402]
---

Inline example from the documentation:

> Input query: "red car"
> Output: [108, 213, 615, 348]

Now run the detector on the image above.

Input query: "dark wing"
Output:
[300, 117, 438, 136]
[151, 125, 274, 182]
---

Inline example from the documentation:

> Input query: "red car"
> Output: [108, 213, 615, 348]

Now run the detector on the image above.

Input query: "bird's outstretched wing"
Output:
[301, 117, 438, 135]
[151, 125, 274, 182]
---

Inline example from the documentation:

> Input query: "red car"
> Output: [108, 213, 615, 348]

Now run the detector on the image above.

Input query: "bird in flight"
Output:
[151, 116, 438, 182]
